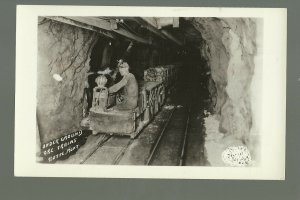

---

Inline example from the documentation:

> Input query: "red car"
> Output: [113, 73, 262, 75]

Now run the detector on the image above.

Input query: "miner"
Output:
[108, 61, 138, 110]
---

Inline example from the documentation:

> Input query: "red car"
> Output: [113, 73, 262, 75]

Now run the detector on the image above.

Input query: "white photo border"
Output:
[15, 5, 286, 179]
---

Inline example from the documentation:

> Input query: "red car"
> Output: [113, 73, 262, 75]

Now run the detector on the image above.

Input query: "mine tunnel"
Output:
[37, 17, 261, 166]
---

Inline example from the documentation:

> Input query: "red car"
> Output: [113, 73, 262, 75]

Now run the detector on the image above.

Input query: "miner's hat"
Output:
[118, 61, 129, 69]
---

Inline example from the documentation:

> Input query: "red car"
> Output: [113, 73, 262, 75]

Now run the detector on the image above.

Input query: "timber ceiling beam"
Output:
[141, 17, 184, 46]
[45, 16, 117, 39]
[156, 17, 179, 29]
[46, 16, 151, 45]
[131, 18, 167, 40]
[160, 30, 184, 46]
[66, 17, 151, 45]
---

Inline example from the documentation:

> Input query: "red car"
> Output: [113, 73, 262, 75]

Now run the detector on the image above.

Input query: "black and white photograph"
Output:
[15, 6, 286, 179]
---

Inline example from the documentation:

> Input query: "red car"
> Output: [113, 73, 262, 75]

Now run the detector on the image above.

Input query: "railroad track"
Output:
[80, 134, 112, 164]
[111, 139, 133, 165]
[80, 133, 133, 165]
[146, 106, 191, 166]
[80, 106, 191, 166]
[179, 106, 191, 166]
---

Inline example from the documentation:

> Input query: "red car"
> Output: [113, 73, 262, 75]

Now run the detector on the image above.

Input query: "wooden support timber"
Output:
[157, 17, 179, 29]
[45, 16, 183, 46]
[141, 17, 184, 46]
[45, 16, 117, 39]
[67, 17, 150, 44]
[160, 30, 184, 46]
[131, 18, 167, 40]
[46, 16, 151, 44]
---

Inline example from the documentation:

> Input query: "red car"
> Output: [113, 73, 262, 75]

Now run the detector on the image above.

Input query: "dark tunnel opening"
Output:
[171, 49, 214, 111]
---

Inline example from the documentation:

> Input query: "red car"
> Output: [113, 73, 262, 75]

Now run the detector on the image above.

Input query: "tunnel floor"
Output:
[57, 61, 211, 166]
[57, 105, 208, 165]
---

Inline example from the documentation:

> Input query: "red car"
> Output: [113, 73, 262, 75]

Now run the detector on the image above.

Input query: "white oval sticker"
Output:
[222, 146, 252, 167]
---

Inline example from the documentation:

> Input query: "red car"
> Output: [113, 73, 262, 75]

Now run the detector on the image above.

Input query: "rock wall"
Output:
[37, 18, 99, 143]
[190, 18, 260, 147]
